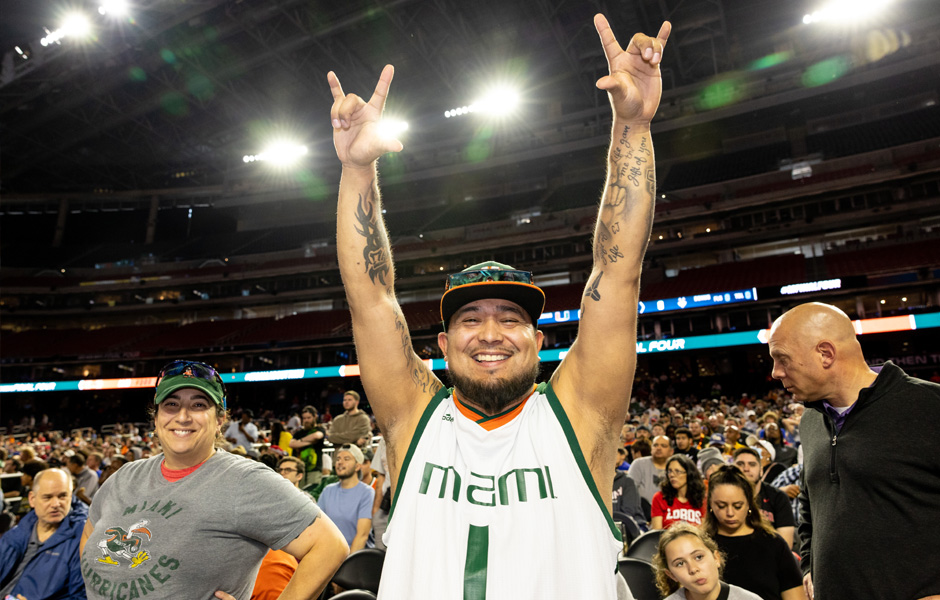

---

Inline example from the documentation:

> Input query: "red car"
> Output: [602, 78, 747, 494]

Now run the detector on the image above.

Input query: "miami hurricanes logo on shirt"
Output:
[96, 519, 154, 568]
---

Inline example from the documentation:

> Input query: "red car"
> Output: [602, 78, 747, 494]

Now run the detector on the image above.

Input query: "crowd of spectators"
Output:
[2, 379, 807, 599]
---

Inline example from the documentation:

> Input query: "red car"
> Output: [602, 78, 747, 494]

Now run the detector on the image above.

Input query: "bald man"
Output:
[769, 302, 940, 600]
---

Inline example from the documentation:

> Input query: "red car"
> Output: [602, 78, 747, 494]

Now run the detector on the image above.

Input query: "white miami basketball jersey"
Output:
[378, 381, 622, 600]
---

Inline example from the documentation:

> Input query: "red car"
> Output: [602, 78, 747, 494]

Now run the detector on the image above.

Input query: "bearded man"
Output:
[330, 14, 669, 599]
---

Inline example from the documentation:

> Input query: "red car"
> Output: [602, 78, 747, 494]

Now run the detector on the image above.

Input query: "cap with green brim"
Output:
[154, 374, 225, 407]
[440, 261, 545, 331]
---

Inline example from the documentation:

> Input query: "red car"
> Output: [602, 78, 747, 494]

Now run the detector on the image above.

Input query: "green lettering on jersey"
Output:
[466, 472, 496, 507]
[419, 462, 461, 501]
[497, 468, 547, 505]
[463, 525, 489, 600]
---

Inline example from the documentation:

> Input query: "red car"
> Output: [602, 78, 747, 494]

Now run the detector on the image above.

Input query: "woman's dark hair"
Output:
[704, 465, 775, 538]
[660, 454, 706, 508]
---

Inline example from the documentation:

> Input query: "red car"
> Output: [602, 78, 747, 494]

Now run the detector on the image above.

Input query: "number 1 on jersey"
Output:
[463, 525, 489, 600]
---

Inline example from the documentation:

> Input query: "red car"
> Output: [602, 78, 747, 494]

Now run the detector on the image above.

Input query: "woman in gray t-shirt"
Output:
[78, 360, 349, 600]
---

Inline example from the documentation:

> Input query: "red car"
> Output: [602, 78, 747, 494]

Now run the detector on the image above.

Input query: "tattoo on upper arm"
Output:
[585, 271, 603, 302]
[354, 189, 390, 287]
[393, 307, 442, 395]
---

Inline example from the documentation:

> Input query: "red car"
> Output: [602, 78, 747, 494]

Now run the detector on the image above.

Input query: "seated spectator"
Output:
[688, 419, 708, 450]
[66, 453, 98, 503]
[613, 447, 647, 531]
[760, 423, 791, 462]
[652, 522, 761, 600]
[770, 462, 803, 529]
[317, 444, 374, 552]
[289, 406, 327, 489]
[86, 452, 104, 478]
[749, 439, 785, 484]
[276, 456, 306, 489]
[628, 435, 672, 506]
[723, 424, 747, 456]
[674, 427, 699, 463]
[650, 455, 706, 530]
[0, 468, 87, 599]
[360, 447, 377, 490]
[732, 448, 795, 548]
[630, 438, 651, 463]
[704, 466, 804, 600]
[616, 447, 630, 471]
[97, 455, 128, 487]
[620, 423, 637, 447]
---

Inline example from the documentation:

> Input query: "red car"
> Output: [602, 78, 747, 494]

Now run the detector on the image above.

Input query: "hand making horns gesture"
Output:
[328, 65, 403, 169]
[594, 15, 672, 124]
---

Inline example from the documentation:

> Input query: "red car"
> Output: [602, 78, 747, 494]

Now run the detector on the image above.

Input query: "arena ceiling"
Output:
[0, 0, 936, 202]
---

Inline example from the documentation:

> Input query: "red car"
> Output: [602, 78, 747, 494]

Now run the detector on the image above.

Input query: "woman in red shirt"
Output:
[651, 454, 706, 529]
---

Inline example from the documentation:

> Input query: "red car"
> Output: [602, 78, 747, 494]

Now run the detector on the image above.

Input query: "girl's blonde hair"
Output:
[651, 522, 724, 598]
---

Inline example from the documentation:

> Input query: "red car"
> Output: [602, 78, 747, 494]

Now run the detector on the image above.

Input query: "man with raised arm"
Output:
[329, 14, 669, 599]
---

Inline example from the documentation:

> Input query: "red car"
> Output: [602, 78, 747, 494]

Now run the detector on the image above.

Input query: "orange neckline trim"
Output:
[453, 386, 535, 431]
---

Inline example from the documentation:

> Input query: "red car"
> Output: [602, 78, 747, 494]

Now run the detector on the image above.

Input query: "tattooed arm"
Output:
[552, 16, 670, 485]
[329, 66, 442, 456]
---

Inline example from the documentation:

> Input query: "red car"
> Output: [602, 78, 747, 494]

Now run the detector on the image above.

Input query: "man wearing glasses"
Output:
[277, 457, 306, 489]
[330, 14, 669, 599]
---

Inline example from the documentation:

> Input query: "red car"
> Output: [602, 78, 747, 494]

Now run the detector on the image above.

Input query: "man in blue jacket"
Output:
[0, 468, 88, 599]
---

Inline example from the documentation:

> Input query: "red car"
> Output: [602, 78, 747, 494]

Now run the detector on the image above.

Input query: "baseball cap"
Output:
[697, 447, 725, 474]
[749, 438, 776, 462]
[335, 443, 364, 464]
[154, 360, 227, 408]
[440, 261, 545, 331]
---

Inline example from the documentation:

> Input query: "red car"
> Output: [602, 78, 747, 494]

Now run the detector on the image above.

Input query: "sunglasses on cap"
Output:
[155, 360, 227, 409]
[445, 268, 533, 291]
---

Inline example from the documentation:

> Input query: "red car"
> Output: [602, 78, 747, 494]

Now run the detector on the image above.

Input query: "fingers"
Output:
[215, 592, 236, 600]
[327, 71, 345, 102]
[804, 574, 814, 600]
[594, 14, 623, 66]
[370, 64, 395, 111]
[628, 22, 670, 65]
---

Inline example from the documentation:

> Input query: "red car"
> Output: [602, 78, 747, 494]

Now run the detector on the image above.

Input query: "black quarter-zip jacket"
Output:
[798, 361, 940, 600]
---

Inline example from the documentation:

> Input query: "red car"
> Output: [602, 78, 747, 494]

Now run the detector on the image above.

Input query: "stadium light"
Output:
[444, 84, 522, 119]
[376, 118, 409, 139]
[98, 0, 129, 16]
[803, 0, 891, 24]
[40, 12, 93, 46]
[243, 142, 308, 166]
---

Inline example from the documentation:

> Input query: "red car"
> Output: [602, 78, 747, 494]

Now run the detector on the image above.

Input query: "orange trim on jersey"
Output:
[453, 385, 535, 431]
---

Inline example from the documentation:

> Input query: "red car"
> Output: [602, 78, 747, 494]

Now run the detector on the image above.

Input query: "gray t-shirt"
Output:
[0, 524, 41, 597]
[664, 582, 762, 600]
[81, 451, 319, 600]
[626, 456, 665, 504]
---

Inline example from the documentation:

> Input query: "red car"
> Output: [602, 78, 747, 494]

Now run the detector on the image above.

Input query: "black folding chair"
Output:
[618, 557, 659, 600]
[321, 548, 385, 600]
[625, 529, 663, 563]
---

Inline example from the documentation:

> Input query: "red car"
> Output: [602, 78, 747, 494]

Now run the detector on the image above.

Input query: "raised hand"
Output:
[328, 65, 403, 169]
[593, 15, 671, 124]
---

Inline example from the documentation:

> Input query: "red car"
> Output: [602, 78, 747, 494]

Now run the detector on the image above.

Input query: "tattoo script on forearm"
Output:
[586, 124, 655, 306]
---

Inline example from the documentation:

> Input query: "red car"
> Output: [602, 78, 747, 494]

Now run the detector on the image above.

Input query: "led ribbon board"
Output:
[4, 312, 937, 394]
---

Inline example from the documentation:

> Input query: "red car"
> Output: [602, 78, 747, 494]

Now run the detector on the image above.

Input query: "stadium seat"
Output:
[626, 529, 664, 563]
[322, 548, 385, 599]
[617, 557, 659, 600]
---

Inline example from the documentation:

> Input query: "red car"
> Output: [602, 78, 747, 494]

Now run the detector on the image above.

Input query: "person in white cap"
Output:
[329, 13, 670, 599]
[317, 444, 374, 553]
[732, 447, 795, 548]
